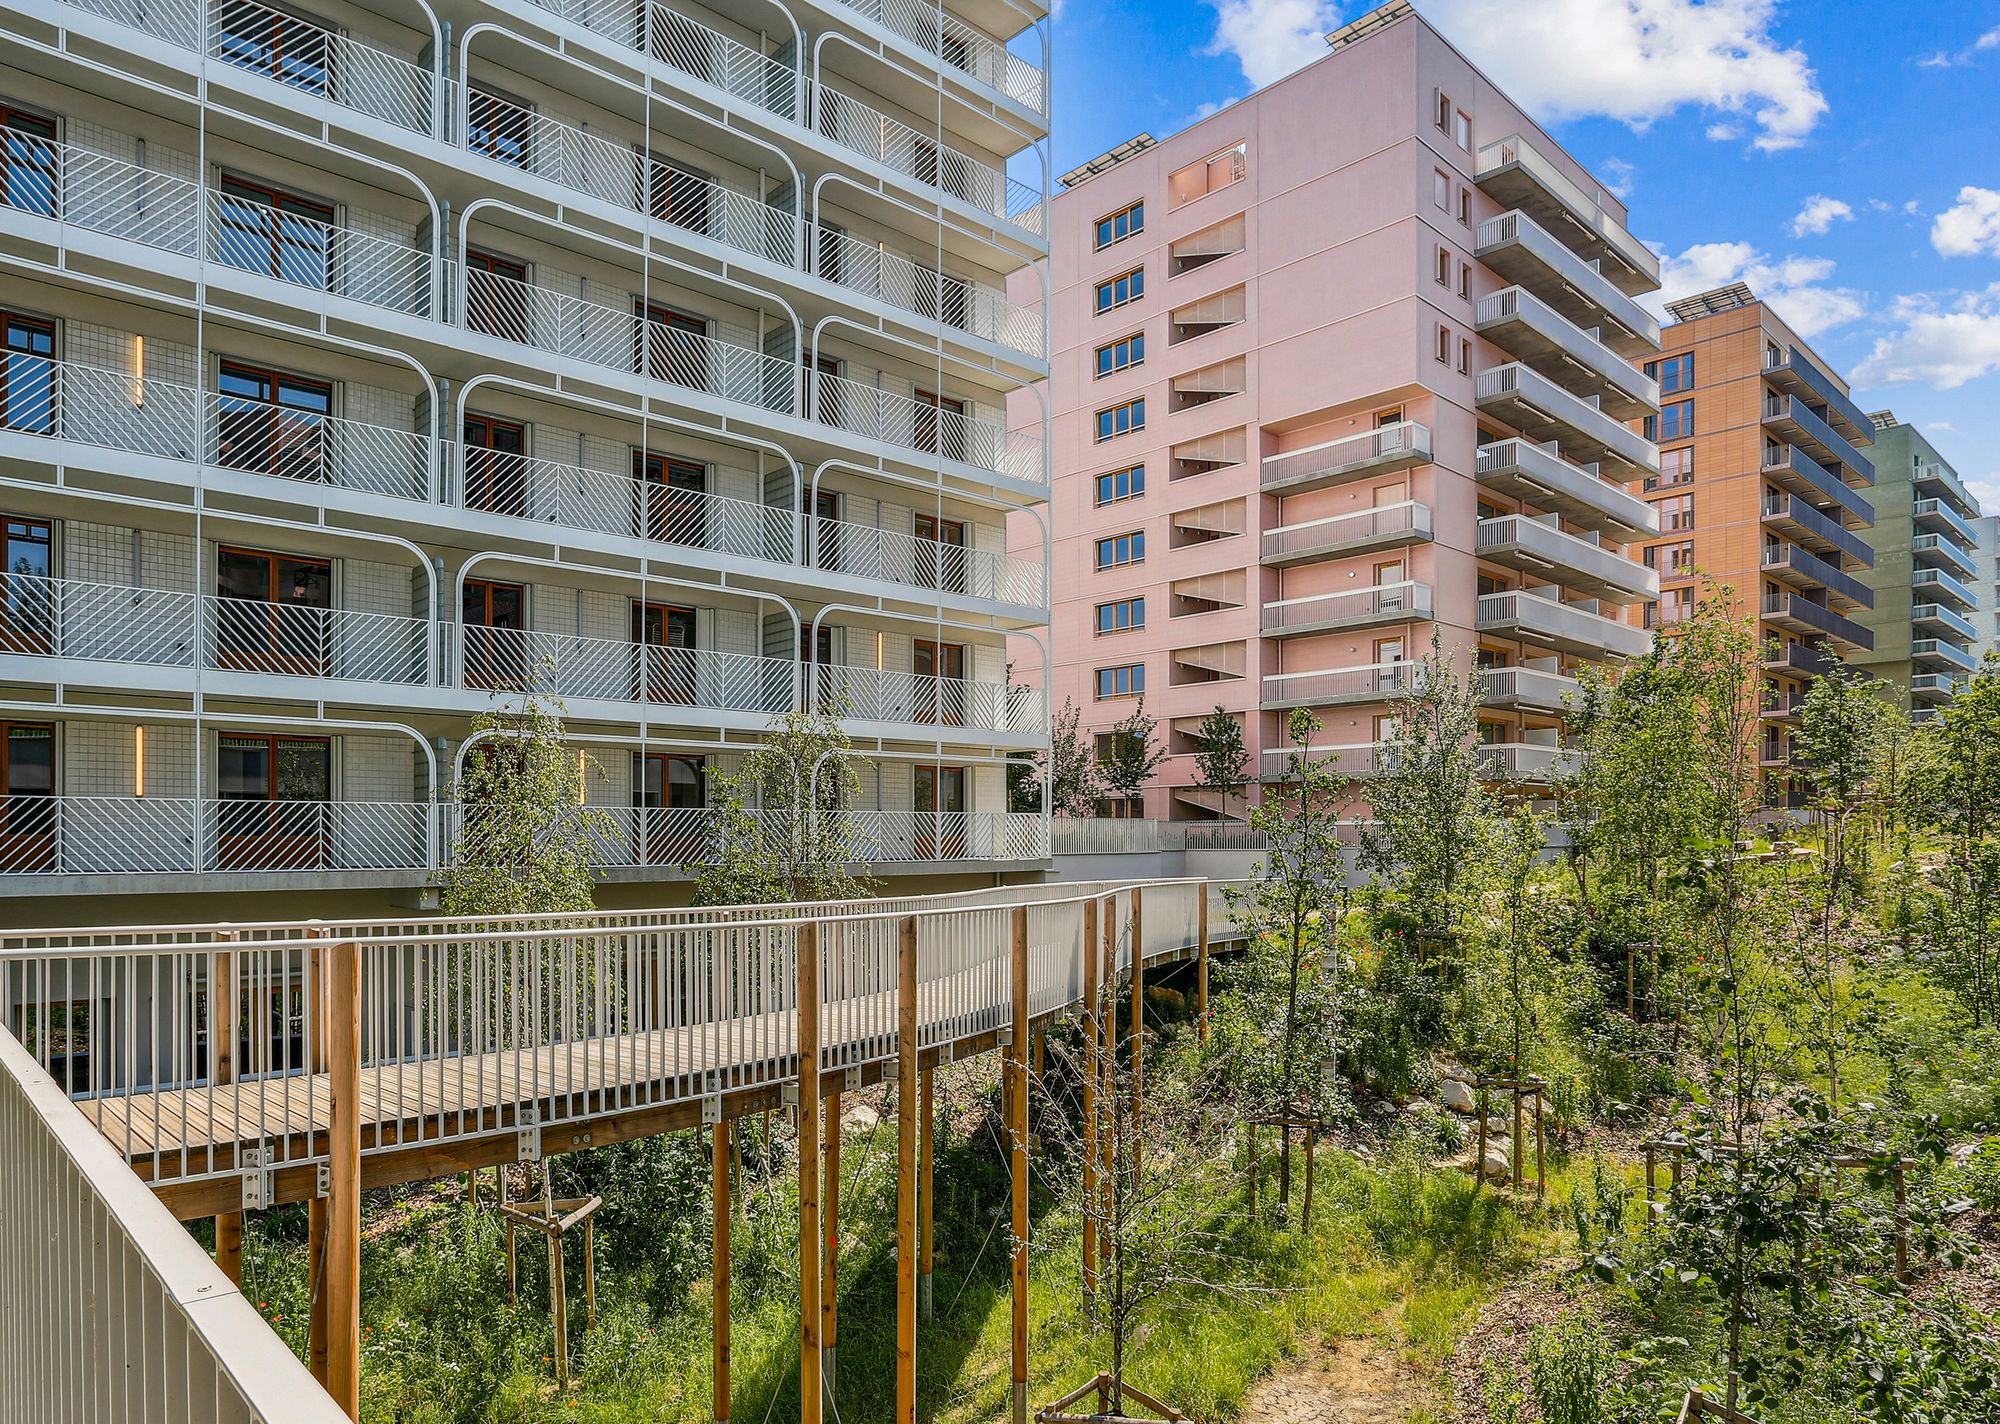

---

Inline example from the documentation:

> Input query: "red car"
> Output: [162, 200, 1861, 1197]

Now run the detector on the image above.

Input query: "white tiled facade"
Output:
[0, 0, 1053, 913]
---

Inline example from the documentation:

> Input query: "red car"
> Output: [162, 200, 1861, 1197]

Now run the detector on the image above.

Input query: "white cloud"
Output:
[1932, 187, 2000, 259]
[1204, 0, 1341, 88]
[1926, 421, 1961, 434]
[1789, 194, 1852, 237]
[1855, 285, 2000, 391]
[1599, 157, 1635, 199]
[1650, 240, 1865, 337]
[1416, 0, 1827, 150]
[1917, 26, 2000, 68]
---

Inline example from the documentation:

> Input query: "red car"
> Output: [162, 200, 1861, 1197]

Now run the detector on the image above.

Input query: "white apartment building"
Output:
[0, 0, 1054, 920]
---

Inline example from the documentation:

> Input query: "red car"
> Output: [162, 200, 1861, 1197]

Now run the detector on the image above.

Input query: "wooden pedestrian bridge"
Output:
[0, 877, 1223, 1424]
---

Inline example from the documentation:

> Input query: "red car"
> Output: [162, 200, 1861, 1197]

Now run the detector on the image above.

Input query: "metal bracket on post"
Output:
[702, 1096, 722, 1125]
[996, 1028, 1013, 1048]
[239, 1142, 273, 1211]
[316, 1162, 332, 1200]
[516, 1106, 542, 1163]
[843, 1066, 860, 1093]
[782, 1082, 800, 1107]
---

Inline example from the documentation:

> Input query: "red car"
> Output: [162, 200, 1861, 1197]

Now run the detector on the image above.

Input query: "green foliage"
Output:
[1526, 1314, 1613, 1424]
[1039, 696, 1099, 818]
[1188, 705, 1250, 819]
[1095, 697, 1166, 806]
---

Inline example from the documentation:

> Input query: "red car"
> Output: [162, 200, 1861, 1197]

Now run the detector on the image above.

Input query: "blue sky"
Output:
[1038, 0, 2000, 512]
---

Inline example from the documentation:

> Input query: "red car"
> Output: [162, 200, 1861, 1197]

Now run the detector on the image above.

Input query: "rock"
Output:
[1370, 1099, 1400, 1118]
[1441, 1078, 1478, 1114]
[842, 1103, 880, 1132]
[1455, 1147, 1513, 1180]
[1435, 1061, 1473, 1084]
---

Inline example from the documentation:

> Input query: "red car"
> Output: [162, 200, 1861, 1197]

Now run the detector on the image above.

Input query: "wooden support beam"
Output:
[211, 936, 242, 1288]
[549, 1204, 569, 1388]
[918, 1064, 935, 1322]
[824, 1087, 841, 1398]
[1512, 1082, 1525, 1190]
[1196, 892, 1210, 1043]
[324, 939, 362, 1420]
[307, 933, 330, 1385]
[896, 915, 919, 1424]
[1129, 889, 1144, 1162]
[797, 921, 824, 1424]
[1080, 896, 1100, 1302]
[1098, 896, 1116, 1257]
[1009, 903, 1031, 1424]
[714, 1122, 731, 1424]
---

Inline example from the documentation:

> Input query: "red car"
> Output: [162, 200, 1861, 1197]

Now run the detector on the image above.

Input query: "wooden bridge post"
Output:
[1009, 903, 1030, 1424]
[918, 1065, 935, 1321]
[824, 1087, 841, 1398]
[1080, 896, 1100, 1303]
[211, 933, 242, 1287]
[307, 929, 330, 1385]
[325, 938, 362, 1420]
[1129, 889, 1144, 1145]
[1511, 1080, 1525, 1190]
[1196, 890, 1210, 1043]
[713, 1120, 731, 1424]
[797, 921, 824, 1424]
[896, 915, 919, 1424]
[1098, 896, 1116, 1248]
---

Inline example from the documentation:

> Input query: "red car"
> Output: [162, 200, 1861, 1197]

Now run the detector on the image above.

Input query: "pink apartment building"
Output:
[1011, 0, 1664, 820]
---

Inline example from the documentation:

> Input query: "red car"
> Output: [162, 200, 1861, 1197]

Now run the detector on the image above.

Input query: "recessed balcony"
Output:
[1913, 533, 1979, 580]
[1262, 661, 1426, 709]
[1760, 445, 1875, 526]
[1912, 566, 1978, 611]
[1474, 364, 1655, 478]
[1762, 346, 1875, 446]
[1261, 502, 1433, 567]
[1913, 497, 1981, 547]
[1474, 287, 1659, 418]
[1758, 492, 1872, 569]
[1479, 665, 1582, 714]
[1913, 602, 1979, 641]
[1760, 395, 1874, 486]
[1913, 639, 1978, 675]
[1263, 582, 1434, 637]
[1476, 742, 1582, 782]
[1760, 592, 1873, 654]
[1476, 515, 1658, 604]
[1759, 543, 1873, 613]
[1261, 422, 1432, 496]
[1911, 673, 1965, 703]
[1473, 133, 1659, 293]
[1474, 438, 1656, 542]
[1476, 589, 1651, 659]
[1764, 640, 1834, 680]
[1474, 211, 1660, 357]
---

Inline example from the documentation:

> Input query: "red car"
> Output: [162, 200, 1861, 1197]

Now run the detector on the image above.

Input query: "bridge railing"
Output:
[0, 1024, 349, 1422]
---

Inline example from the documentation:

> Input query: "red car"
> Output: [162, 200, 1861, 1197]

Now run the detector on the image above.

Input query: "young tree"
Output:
[1359, 631, 1500, 935]
[440, 684, 606, 917]
[1908, 656, 2000, 1026]
[1217, 706, 1352, 1217]
[1188, 706, 1250, 821]
[1043, 696, 1100, 818]
[689, 704, 877, 906]
[1096, 698, 1166, 813]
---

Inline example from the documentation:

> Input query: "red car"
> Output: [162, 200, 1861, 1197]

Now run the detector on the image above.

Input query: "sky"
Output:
[1032, 0, 2000, 514]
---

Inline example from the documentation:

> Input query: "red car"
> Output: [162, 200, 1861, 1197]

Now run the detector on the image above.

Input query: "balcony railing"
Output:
[1764, 640, 1834, 680]
[1474, 286, 1658, 416]
[1474, 437, 1656, 541]
[1759, 492, 1872, 568]
[813, 664, 1044, 734]
[1913, 532, 1979, 579]
[830, 0, 1048, 113]
[814, 224, 1045, 357]
[1476, 589, 1651, 659]
[1261, 501, 1433, 565]
[1263, 581, 1433, 636]
[1911, 672, 1965, 701]
[1262, 661, 1426, 708]
[1759, 543, 1873, 611]
[1473, 210, 1660, 354]
[0, 795, 433, 875]
[1911, 566, 1978, 611]
[1913, 639, 1978, 673]
[810, 516, 1047, 607]
[1760, 592, 1873, 652]
[1473, 133, 1659, 289]
[573, 806, 1049, 867]
[813, 84, 1044, 235]
[1762, 345, 1873, 444]
[1760, 444, 1875, 526]
[458, 626, 795, 715]
[1760, 394, 1873, 485]
[1913, 463, 1980, 521]
[1474, 363, 1655, 476]
[530, 0, 805, 124]
[1913, 497, 1981, 548]
[1475, 514, 1657, 603]
[1260, 421, 1431, 495]
[1479, 665, 1582, 714]
[813, 369, 1042, 485]
[1476, 742, 1581, 781]
[0, 573, 435, 685]
[1913, 602, 1979, 641]
[0, 352, 432, 501]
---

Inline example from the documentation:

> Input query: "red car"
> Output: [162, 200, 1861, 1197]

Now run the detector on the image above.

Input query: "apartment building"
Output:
[1850, 414, 1983, 716]
[0, 0, 1054, 920]
[1013, 0, 1660, 819]
[1977, 515, 2000, 665]
[1645, 284, 1876, 791]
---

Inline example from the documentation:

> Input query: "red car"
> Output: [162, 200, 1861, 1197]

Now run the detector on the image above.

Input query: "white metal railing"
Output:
[209, 0, 435, 133]
[1475, 132, 1658, 284]
[1263, 661, 1426, 705]
[455, 445, 798, 562]
[0, 796, 432, 876]
[812, 84, 1043, 234]
[835, 0, 1047, 113]
[207, 595, 431, 685]
[810, 515, 1047, 605]
[814, 663, 1043, 734]
[1262, 501, 1432, 561]
[0, 123, 203, 254]
[0, 1025, 350, 1422]
[813, 224, 1045, 358]
[458, 625, 795, 715]
[530, 0, 804, 123]
[1263, 581, 1434, 633]
[209, 188, 433, 315]
[1260, 420, 1432, 491]
[814, 368, 1043, 484]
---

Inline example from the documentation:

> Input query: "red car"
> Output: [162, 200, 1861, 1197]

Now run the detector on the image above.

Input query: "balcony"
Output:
[1913, 639, 1978, 674]
[1760, 592, 1873, 654]
[813, 664, 1044, 736]
[1760, 445, 1875, 526]
[1473, 133, 1659, 292]
[1760, 395, 1874, 486]
[1759, 492, 1872, 569]
[1913, 533, 1979, 580]
[1476, 589, 1650, 659]
[1474, 363, 1655, 478]
[1911, 673, 1965, 703]
[1476, 742, 1582, 782]
[1259, 742, 1384, 781]
[0, 795, 432, 877]
[810, 518, 1047, 608]
[1762, 346, 1874, 445]
[1759, 544, 1873, 613]
[1476, 515, 1657, 603]
[1262, 661, 1426, 709]
[1913, 602, 1979, 641]
[1479, 665, 1582, 714]
[1263, 582, 1433, 638]
[1911, 566, 1978, 611]
[459, 626, 794, 717]
[814, 368, 1042, 486]
[0, 573, 431, 687]
[1261, 502, 1433, 567]
[1474, 211, 1660, 357]
[1913, 497, 1981, 547]
[812, 85, 1046, 237]
[1474, 438, 1656, 542]
[1913, 463, 1981, 521]
[1260, 422, 1432, 496]
[1474, 287, 1659, 418]
[1764, 640, 1834, 680]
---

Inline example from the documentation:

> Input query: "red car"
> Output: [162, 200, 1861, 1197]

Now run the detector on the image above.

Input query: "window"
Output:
[1459, 261, 1472, 299]
[913, 639, 967, 724]
[1655, 493, 1694, 533]
[1096, 663, 1144, 700]
[1436, 91, 1453, 133]
[1433, 169, 1450, 210]
[1650, 353, 1694, 394]
[1095, 465, 1144, 506]
[213, 362, 333, 483]
[1645, 541, 1696, 578]
[1454, 109, 1471, 149]
[1096, 530, 1145, 569]
[463, 248, 529, 343]
[1435, 324, 1451, 363]
[1646, 400, 1694, 442]
[213, 1, 333, 95]
[1096, 332, 1145, 378]
[463, 413, 527, 516]
[462, 579, 527, 690]
[1647, 446, 1694, 491]
[1168, 143, 1246, 207]
[1646, 585, 1695, 628]
[636, 452, 709, 547]
[0, 517, 51, 655]
[1096, 397, 1145, 442]
[214, 733, 332, 871]
[0, 312, 55, 436]
[1435, 246, 1452, 286]
[1458, 337, 1472, 374]
[1095, 200, 1143, 250]
[1458, 187, 1471, 226]
[1096, 597, 1145, 634]
[466, 86, 532, 168]
[1478, 572, 1511, 597]
[214, 174, 335, 289]
[1095, 267, 1144, 314]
